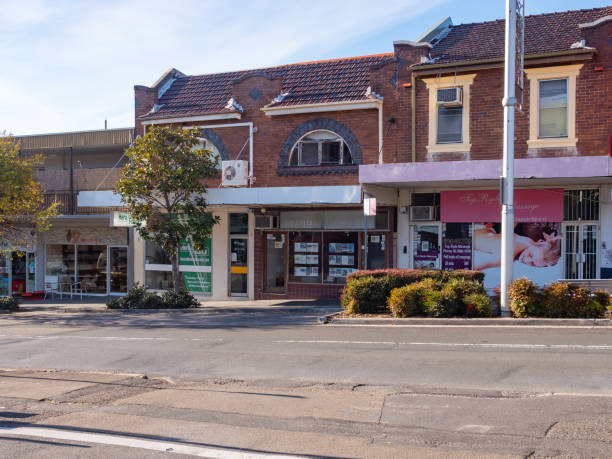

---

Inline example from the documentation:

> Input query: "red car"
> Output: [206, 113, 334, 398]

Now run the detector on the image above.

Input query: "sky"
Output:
[1, 0, 609, 136]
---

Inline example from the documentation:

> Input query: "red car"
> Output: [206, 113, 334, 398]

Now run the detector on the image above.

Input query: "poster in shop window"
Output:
[178, 237, 212, 294]
[473, 222, 562, 292]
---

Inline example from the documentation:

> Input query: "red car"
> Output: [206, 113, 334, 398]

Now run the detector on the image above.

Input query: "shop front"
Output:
[404, 188, 599, 292]
[42, 224, 129, 296]
[255, 208, 393, 300]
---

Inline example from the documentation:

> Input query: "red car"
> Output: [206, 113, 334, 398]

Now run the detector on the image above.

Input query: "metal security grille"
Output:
[564, 189, 599, 221]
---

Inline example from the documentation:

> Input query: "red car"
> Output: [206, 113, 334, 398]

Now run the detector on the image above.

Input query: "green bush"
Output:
[423, 281, 463, 317]
[541, 282, 607, 319]
[342, 269, 485, 315]
[508, 279, 608, 318]
[387, 283, 425, 318]
[508, 278, 542, 318]
[341, 276, 388, 314]
[0, 296, 19, 311]
[160, 289, 200, 309]
[464, 293, 493, 317]
[107, 284, 200, 310]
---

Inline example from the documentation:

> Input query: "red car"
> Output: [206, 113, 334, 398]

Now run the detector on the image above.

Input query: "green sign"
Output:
[178, 237, 212, 294]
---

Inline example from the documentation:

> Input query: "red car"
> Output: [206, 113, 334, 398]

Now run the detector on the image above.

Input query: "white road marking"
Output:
[0, 335, 223, 343]
[327, 324, 609, 329]
[274, 340, 612, 350]
[0, 425, 306, 459]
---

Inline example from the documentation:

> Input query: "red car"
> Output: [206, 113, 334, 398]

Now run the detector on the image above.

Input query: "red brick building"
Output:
[101, 6, 612, 300]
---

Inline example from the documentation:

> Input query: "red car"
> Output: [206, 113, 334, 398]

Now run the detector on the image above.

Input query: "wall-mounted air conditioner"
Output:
[255, 215, 279, 229]
[410, 206, 435, 221]
[221, 160, 249, 187]
[436, 87, 463, 106]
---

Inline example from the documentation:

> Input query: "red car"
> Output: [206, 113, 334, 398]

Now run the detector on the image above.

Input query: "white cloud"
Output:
[0, 0, 446, 135]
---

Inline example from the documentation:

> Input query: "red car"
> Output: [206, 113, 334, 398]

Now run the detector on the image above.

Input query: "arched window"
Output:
[289, 130, 353, 166]
[194, 137, 222, 169]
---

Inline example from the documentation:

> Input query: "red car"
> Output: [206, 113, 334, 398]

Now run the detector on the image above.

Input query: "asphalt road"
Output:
[0, 307, 611, 395]
[1, 307, 612, 458]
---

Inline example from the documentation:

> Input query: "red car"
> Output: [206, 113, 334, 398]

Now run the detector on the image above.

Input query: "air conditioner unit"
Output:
[221, 160, 249, 187]
[255, 215, 279, 229]
[410, 206, 435, 221]
[437, 87, 462, 106]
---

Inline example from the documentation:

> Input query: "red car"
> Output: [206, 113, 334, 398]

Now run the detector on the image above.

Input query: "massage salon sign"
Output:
[441, 189, 564, 291]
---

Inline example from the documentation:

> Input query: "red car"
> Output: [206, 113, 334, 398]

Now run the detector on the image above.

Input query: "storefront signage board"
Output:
[440, 189, 563, 223]
[110, 211, 138, 227]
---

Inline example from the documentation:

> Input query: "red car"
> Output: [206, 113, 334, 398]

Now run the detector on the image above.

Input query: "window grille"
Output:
[564, 189, 599, 221]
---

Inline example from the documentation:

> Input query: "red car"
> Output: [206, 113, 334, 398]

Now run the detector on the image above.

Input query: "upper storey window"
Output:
[538, 79, 568, 138]
[525, 64, 582, 149]
[423, 74, 476, 155]
[289, 131, 353, 166]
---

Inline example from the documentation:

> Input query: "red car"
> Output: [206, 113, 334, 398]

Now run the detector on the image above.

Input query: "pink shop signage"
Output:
[440, 189, 564, 223]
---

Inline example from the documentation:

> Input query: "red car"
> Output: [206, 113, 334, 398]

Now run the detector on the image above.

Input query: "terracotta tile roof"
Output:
[141, 53, 393, 120]
[425, 6, 612, 65]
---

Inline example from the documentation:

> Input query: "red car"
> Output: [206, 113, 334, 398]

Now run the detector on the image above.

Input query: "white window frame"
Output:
[423, 74, 476, 155]
[289, 130, 352, 166]
[525, 64, 582, 149]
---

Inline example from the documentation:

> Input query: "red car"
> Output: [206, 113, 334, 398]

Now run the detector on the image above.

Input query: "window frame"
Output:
[289, 130, 353, 166]
[525, 64, 582, 149]
[423, 74, 476, 155]
[537, 77, 569, 139]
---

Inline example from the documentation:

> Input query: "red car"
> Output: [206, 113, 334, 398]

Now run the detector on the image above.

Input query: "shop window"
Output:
[46, 244, 75, 283]
[412, 225, 440, 269]
[0, 255, 8, 297]
[144, 240, 212, 294]
[229, 213, 249, 234]
[525, 64, 581, 149]
[423, 74, 475, 154]
[77, 245, 107, 294]
[323, 232, 358, 283]
[289, 131, 353, 166]
[564, 189, 599, 221]
[442, 223, 472, 270]
[289, 232, 322, 283]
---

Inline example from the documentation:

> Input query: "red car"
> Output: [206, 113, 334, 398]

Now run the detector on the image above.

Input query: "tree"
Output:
[0, 134, 56, 252]
[116, 126, 220, 293]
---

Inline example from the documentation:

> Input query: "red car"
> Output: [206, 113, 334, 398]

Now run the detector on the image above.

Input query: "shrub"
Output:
[342, 269, 486, 315]
[107, 283, 163, 309]
[160, 289, 200, 309]
[0, 296, 19, 311]
[387, 283, 424, 318]
[423, 281, 463, 317]
[541, 282, 607, 319]
[508, 278, 542, 318]
[341, 276, 388, 314]
[464, 293, 493, 317]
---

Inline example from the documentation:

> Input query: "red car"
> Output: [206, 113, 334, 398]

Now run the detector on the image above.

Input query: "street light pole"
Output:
[500, 0, 517, 316]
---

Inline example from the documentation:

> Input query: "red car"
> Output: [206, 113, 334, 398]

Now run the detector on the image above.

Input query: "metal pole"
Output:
[500, 0, 517, 316]
[69, 147, 74, 215]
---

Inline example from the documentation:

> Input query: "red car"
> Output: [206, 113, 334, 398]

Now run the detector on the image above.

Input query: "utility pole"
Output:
[500, 0, 518, 316]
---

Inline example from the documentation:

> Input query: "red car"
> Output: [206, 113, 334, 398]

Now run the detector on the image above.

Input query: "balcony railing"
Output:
[43, 191, 121, 215]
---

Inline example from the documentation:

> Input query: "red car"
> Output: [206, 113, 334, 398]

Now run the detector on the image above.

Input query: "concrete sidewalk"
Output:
[1, 368, 611, 458]
[13, 297, 342, 314]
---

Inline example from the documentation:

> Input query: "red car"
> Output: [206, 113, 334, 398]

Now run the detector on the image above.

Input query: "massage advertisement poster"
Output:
[473, 222, 562, 292]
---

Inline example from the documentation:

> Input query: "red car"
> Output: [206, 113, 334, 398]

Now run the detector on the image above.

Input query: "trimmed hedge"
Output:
[508, 278, 609, 318]
[0, 296, 19, 311]
[342, 269, 489, 317]
[107, 283, 199, 309]
[386, 277, 492, 318]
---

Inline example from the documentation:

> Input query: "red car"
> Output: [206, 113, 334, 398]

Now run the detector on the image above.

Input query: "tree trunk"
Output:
[170, 252, 181, 294]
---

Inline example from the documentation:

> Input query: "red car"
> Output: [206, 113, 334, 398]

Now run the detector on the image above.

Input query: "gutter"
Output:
[412, 48, 595, 75]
